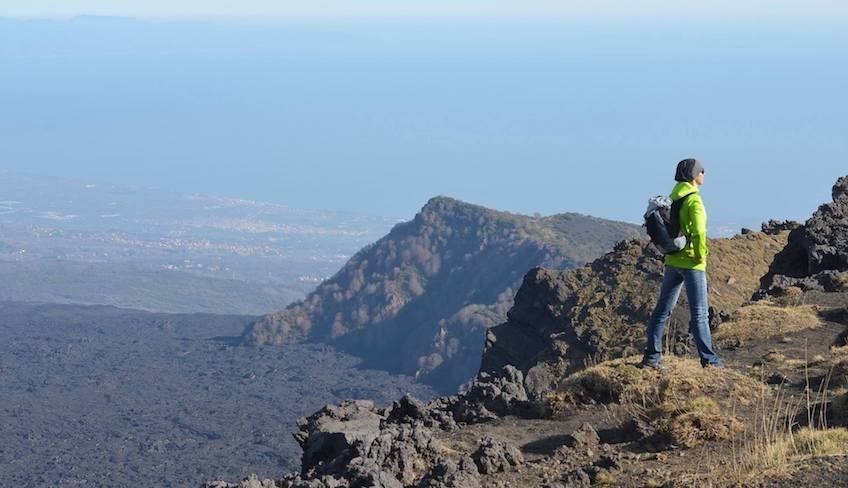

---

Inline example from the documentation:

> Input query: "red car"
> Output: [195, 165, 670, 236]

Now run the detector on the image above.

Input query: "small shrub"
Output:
[663, 411, 744, 448]
[653, 395, 743, 448]
[592, 471, 618, 486]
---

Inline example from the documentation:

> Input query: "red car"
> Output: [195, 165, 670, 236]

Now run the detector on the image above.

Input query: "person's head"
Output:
[675, 158, 705, 186]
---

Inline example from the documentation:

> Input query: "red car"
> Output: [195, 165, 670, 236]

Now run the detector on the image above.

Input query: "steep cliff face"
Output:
[242, 196, 644, 391]
[480, 232, 789, 399]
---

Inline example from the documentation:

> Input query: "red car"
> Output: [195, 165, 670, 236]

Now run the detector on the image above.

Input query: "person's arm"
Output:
[689, 196, 709, 262]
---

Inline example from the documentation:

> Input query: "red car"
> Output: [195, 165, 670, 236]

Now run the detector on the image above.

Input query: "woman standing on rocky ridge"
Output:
[641, 159, 724, 369]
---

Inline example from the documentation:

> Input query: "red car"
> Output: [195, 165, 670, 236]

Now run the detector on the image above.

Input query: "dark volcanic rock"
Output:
[570, 423, 600, 450]
[226, 367, 531, 487]
[760, 176, 848, 296]
[761, 219, 802, 235]
[0, 302, 438, 488]
[524, 362, 565, 402]
[204, 476, 279, 488]
[417, 457, 481, 488]
[479, 242, 673, 384]
[563, 469, 592, 488]
[708, 306, 731, 331]
[288, 400, 442, 487]
[386, 394, 430, 424]
[470, 437, 524, 474]
[293, 400, 384, 475]
[480, 234, 786, 398]
[438, 366, 532, 424]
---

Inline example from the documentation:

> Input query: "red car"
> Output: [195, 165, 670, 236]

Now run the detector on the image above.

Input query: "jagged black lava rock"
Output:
[470, 437, 524, 474]
[760, 176, 848, 296]
[761, 220, 802, 235]
[417, 457, 481, 488]
[210, 367, 532, 487]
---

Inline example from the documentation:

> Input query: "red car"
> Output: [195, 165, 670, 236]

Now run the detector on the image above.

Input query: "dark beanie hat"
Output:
[675, 158, 704, 182]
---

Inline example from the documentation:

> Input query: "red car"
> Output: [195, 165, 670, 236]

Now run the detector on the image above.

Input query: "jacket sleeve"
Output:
[689, 196, 709, 262]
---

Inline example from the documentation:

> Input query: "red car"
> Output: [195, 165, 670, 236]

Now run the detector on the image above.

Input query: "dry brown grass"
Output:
[789, 427, 848, 455]
[545, 357, 761, 410]
[714, 303, 821, 343]
[706, 232, 790, 312]
[723, 354, 848, 487]
[771, 286, 805, 307]
[592, 471, 618, 486]
[654, 396, 745, 448]
[733, 426, 848, 484]
[666, 412, 745, 448]
[544, 357, 763, 448]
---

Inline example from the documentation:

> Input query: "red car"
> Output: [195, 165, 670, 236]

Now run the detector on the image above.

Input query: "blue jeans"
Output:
[643, 265, 722, 367]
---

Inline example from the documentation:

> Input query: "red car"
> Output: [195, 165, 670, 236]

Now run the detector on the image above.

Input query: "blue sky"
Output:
[0, 6, 846, 231]
[4, 1, 848, 20]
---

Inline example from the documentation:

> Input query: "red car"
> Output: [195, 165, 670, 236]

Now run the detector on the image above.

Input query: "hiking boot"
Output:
[638, 361, 667, 371]
[703, 362, 725, 369]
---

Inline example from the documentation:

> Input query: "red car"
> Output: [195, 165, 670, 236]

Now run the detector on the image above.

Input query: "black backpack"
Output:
[644, 192, 695, 254]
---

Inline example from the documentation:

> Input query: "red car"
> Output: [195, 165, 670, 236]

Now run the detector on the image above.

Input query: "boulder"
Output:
[761, 219, 801, 235]
[417, 457, 481, 488]
[439, 366, 532, 424]
[470, 437, 524, 474]
[204, 475, 279, 488]
[294, 400, 383, 475]
[570, 423, 600, 450]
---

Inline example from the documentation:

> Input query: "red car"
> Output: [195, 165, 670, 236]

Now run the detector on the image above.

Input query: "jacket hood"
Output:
[670, 181, 700, 200]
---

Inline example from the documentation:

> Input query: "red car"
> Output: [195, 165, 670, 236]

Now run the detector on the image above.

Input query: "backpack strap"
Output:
[672, 192, 697, 206]
[669, 192, 697, 238]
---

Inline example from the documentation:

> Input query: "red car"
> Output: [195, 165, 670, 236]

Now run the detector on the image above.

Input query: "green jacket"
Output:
[664, 181, 709, 271]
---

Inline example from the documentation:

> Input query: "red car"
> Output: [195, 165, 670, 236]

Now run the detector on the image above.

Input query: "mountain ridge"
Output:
[242, 196, 644, 391]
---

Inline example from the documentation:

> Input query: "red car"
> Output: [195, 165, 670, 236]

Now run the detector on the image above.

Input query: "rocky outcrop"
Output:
[437, 366, 531, 424]
[760, 176, 848, 296]
[470, 437, 524, 474]
[242, 197, 643, 392]
[481, 232, 789, 399]
[761, 219, 802, 235]
[204, 367, 530, 488]
[416, 457, 481, 488]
